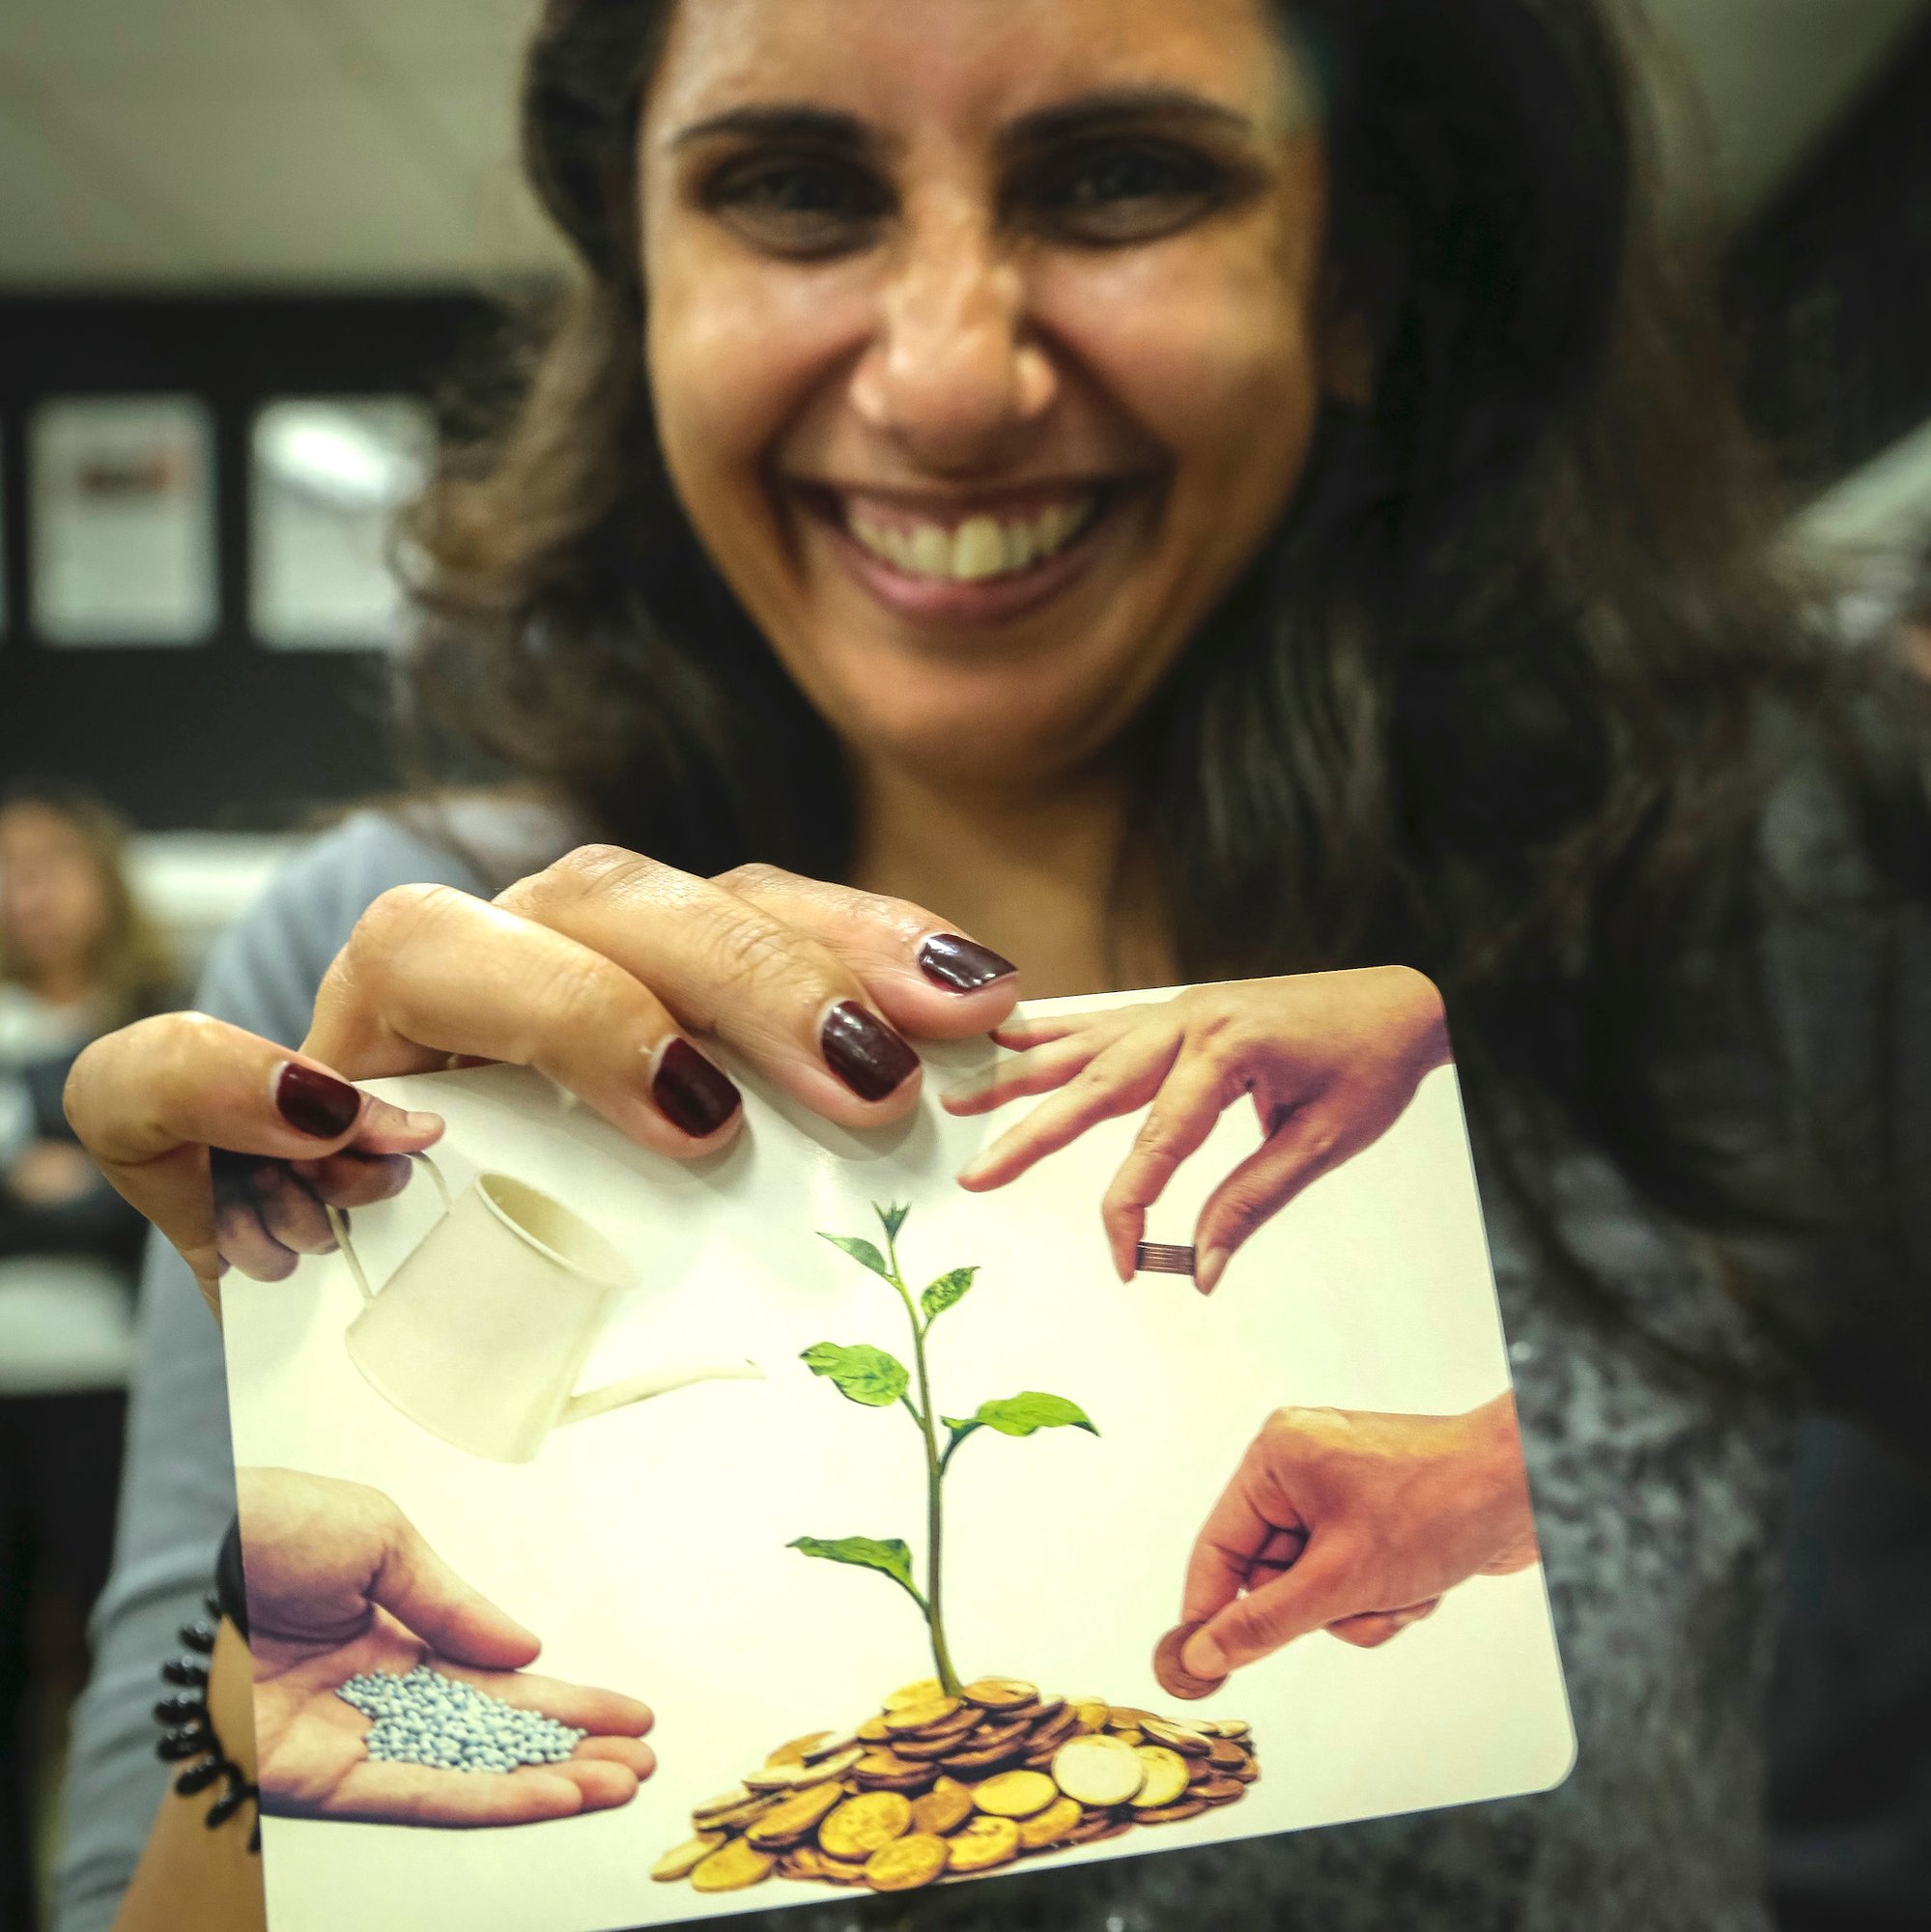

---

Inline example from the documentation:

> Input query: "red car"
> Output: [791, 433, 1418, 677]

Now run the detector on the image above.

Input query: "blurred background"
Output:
[0, 2, 1927, 1927]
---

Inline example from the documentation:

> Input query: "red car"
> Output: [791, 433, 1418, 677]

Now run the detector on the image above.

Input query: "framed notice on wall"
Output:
[30, 395, 218, 646]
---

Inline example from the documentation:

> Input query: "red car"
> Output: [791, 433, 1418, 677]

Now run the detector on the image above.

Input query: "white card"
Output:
[221, 981, 1575, 1930]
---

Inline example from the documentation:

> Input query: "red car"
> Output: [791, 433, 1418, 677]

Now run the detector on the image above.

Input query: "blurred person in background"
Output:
[48, 2, 1931, 1930]
[1897, 544, 1931, 679]
[0, 788, 176, 1930]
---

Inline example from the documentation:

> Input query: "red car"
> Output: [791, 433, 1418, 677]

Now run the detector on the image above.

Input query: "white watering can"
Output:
[328, 1157, 761, 1463]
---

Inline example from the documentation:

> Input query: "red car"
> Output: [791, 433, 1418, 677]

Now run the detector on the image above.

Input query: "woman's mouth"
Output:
[798, 482, 1123, 626]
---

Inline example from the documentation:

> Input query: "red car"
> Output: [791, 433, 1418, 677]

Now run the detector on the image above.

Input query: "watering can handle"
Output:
[326, 1151, 451, 1304]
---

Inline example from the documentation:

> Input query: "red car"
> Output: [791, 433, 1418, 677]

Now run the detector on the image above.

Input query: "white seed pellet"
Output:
[336, 1665, 586, 1775]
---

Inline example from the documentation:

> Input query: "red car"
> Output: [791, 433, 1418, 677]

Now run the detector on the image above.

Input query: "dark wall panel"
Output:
[0, 294, 501, 830]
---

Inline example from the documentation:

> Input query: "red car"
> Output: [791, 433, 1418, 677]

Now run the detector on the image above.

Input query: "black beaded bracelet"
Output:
[154, 1577, 261, 1853]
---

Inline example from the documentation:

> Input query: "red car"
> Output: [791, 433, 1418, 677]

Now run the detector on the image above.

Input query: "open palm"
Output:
[241, 1468, 654, 1828]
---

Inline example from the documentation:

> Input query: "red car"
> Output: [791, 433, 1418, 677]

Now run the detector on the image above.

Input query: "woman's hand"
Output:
[64, 850, 1019, 1314]
[948, 967, 1450, 1292]
[241, 1468, 654, 1828]
[1172, 1396, 1539, 1681]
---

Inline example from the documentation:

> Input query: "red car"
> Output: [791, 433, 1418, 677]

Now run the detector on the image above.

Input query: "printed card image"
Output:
[216, 974, 1576, 1931]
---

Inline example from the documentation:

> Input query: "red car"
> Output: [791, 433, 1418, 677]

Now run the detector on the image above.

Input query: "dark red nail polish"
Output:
[275, 1063, 361, 1139]
[652, 1038, 743, 1139]
[821, 1001, 920, 1102]
[918, 933, 1018, 994]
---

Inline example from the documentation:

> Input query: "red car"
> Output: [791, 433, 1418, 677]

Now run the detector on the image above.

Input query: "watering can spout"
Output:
[560, 1357, 766, 1430]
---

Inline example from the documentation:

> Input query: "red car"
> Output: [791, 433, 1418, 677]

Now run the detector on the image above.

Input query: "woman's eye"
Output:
[1032, 144, 1225, 242]
[705, 156, 887, 255]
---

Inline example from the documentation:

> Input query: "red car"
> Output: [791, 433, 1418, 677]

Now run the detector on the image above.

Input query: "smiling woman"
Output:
[49, 2, 1931, 1931]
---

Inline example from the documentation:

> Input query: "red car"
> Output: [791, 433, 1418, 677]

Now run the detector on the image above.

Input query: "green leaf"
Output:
[802, 1341, 910, 1407]
[920, 1266, 978, 1323]
[961, 1392, 1099, 1439]
[874, 1203, 911, 1242]
[819, 1233, 892, 1279]
[788, 1536, 924, 1607]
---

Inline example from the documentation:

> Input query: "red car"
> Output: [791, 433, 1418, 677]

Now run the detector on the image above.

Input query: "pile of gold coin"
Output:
[652, 1675, 1260, 1896]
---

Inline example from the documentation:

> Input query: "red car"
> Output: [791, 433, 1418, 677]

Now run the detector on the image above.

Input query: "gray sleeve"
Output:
[52, 812, 499, 1932]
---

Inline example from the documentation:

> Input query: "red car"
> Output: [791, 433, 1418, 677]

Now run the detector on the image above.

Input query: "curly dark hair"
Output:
[402, 0, 1931, 1422]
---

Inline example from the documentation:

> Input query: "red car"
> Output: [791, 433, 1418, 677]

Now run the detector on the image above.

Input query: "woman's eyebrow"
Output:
[1001, 86, 1256, 150]
[671, 103, 874, 152]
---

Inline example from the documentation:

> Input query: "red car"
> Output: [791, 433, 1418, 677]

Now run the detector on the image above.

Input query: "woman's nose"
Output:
[849, 211, 1056, 474]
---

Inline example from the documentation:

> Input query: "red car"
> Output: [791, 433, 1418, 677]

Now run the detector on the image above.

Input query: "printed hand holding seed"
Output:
[240, 1468, 654, 1828]
[949, 967, 1452, 1293]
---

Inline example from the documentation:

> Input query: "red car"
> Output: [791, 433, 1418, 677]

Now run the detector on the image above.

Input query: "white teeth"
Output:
[909, 523, 951, 577]
[846, 495, 1095, 582]
[952, 517, 1006, 581]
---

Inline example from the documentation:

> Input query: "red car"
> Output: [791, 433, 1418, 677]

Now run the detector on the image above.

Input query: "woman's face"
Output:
[640, 0, 1334, 792]
[0, 806, 111, 978]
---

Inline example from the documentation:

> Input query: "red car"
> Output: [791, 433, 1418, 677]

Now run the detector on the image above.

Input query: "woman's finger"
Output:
[712, 862, 1021, 1038]
[1098, 1052, 1243, 1280]
[992, 1008, 1143, 1053]
[212, 1176, 299, 1283]
[65, 1015, 442, 1311]
[940, 1034, 1104, 1118]
[494, 852, 926, 1125]
[954, 1030, 1180, 1192]
[304, 883, 755, 1150]
[290, 1150, 414, 1210]
[251, 1167, 339, 1257]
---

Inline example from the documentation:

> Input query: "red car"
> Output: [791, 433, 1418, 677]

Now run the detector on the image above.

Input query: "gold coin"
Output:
[884, 1696, 965, 1734]
[1207, 1737, 1251, 1771]
[1051, 1733, 1147, 1808]
[1193, 1776, 1246, 1804]
[1128, 1747, 1191, 1809]
[767, 1730, 833, 1768]
[651, 1833, 724, 1882]
[1143, 1718, 1212, 1756]
[1134, 1796, 1209, 1826]
[892, 1715, 982, 1759]
[1061, 1813, 1129, 1846]
[692, 1792, 777, 1832]
[744, 1762, 809, 1791]
[910, 1780, 975, 1835]
[1110, 1727, 1146, 1747]
[1153, 1622, 1227, 1702]
[863, 1833, 951, 1892]
[690, 1784, 753, 1823]
[819, 1791, 914, 1861]
[788, 1746, 865, 1787]
[805, 1728, 861, 1759]
[854, 1749, 919, 1778]
[973, 1770, 1059, 1820]
[1015, 1796, 1084, 1850]
[962, 1676, 1038, 1710]
[746, 1778, 844, 1849]
[1203, 1719, 1251, 1741]
[1107, 1706, 1157, 1727]
[857, 1715, 895, 1742]
[1026, 1707, 1081, 1753]
[690, 1840, 777, 1893]
[883, 1678, 945, 1711]
[945, 1815, 1020, 1873]
[1072, 1699, 1111, 1732]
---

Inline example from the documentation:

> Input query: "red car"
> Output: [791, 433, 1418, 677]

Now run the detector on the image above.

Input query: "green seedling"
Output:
[790, 1202, 1097, 1696]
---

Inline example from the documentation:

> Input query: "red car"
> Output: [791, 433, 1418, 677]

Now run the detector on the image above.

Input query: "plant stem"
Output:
[885, 1229, 961, 1696]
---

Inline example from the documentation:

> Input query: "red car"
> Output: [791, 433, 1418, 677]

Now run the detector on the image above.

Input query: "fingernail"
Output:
[1196, 1246, 1230, 1295]
[651, 1038, 743, 1139]
[821, 1001, 920, 1102]
[273, 1063, 361, 1139]
[918, 933, 1018, 994]
[401, 1111, 443, 1136]
[1182, 1629, 1227, 1679]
